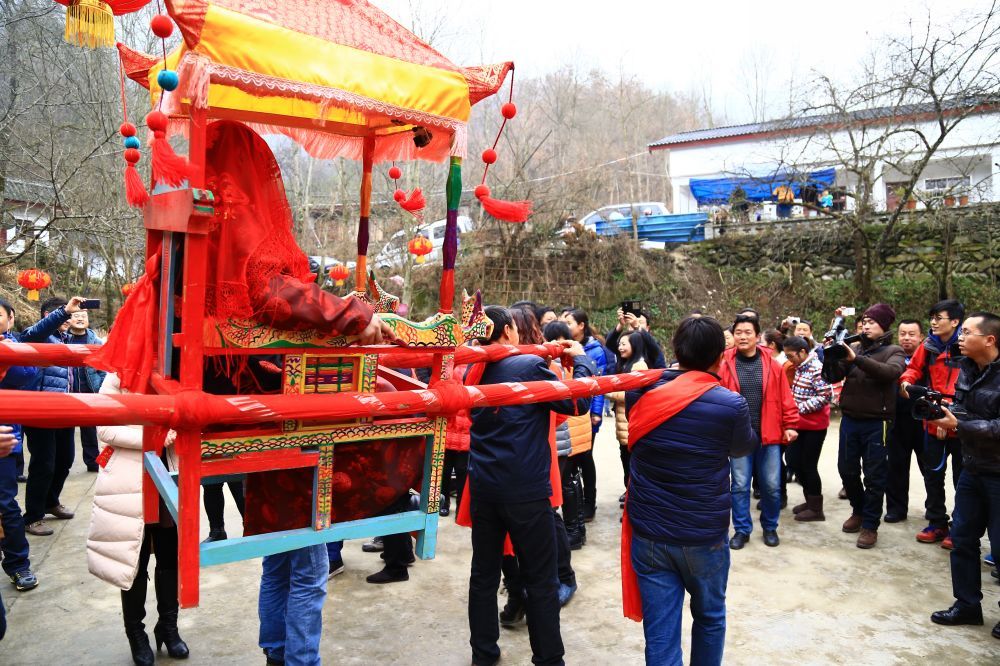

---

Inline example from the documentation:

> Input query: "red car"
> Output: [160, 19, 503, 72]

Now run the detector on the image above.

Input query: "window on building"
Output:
[925, 175, 970, 192]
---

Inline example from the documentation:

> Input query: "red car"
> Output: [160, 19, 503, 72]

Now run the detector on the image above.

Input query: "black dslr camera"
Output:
[907, 385, 954, 421]
[823, 316, 862, 363]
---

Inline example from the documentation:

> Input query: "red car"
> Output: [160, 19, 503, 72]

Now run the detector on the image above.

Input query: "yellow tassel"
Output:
[64, 0, 115, 49]
[27, 290, 39, 301]
[415, 256, 426, 264]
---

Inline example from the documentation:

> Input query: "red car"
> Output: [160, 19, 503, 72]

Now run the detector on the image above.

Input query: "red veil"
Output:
[89, 121, 372, 390]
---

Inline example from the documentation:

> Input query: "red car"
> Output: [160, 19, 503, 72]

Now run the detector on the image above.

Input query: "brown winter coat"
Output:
[607, 358, 649, 446]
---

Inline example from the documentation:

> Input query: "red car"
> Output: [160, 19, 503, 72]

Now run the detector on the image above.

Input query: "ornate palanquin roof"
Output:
[120, 0, 513, 162]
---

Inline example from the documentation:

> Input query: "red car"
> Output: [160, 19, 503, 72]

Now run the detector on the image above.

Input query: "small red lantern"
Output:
[328, 263, 350, 287]
[17, 268, 52, 301]
[407, 234, 433, 264]
[121, 282, 136, 297]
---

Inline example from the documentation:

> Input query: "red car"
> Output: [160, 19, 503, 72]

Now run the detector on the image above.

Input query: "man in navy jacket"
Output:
[468, 306, 595, 666]
[625, 316, 755, 666]
[17, 296, 84, 535]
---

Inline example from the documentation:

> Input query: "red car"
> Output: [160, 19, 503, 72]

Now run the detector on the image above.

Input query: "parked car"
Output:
[375, 215, 473, 269]
[559, 202, 669, 237]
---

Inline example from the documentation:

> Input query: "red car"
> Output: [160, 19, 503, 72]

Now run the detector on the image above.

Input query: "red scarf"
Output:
[621, 370, 719, 622]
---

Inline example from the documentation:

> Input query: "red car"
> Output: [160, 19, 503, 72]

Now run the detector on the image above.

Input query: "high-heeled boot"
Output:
[121, 581, 154, 666]
[562, 469, 585, 549]
[153, 569, 190, 659]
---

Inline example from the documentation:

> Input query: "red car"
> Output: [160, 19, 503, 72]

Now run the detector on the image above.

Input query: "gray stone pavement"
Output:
[2, 419, 999, 665]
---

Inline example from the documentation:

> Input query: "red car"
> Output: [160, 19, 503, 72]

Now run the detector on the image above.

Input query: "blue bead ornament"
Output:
[157, 69, 180, 92]
[124, 136, 141, 149]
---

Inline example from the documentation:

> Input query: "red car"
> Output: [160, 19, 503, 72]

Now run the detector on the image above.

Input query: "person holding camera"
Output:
[822, 304, 906, 549]
[899, 300, 965, 546]
[928, 311, 1000, 640]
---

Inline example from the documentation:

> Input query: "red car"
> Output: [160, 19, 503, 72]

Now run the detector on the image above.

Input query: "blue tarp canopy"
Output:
[689, 168, 837, 205]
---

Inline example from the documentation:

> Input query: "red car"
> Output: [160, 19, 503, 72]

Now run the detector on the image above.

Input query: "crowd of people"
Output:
[0, 290, 998, 666]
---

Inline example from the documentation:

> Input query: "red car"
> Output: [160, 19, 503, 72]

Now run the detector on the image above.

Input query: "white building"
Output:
[649, 101, 1000, 217]
[2, 178, 54, 253]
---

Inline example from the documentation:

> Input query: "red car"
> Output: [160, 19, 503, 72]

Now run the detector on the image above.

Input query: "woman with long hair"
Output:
[561, 308, 610, 521]
[608, 330, 664, 499]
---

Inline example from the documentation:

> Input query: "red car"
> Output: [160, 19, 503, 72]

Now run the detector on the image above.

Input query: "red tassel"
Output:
[149, 131, 191, 186]
[124, 163, 149, 208]
[479, 194, 532, 223]
[398, 188, 426, 219]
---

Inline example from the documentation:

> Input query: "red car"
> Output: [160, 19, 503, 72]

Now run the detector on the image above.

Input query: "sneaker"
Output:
[558, 583, 577, 607]
[46, 504, 74, 520]
[10, 569, 39, 591]
[916, 525, 949, 543]
[985, 553, 995, 567]
[26, 520, 53, 536]
[941, 536, 954, 550]
[328, 559, 345, 579]
[362, 536, 384, 553]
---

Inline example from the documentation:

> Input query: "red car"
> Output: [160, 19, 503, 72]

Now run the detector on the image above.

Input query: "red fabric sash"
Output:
[621, 370, 719, 622]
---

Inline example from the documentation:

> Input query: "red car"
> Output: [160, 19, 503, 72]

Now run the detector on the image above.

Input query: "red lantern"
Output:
[121, 282, 136, 297]
[54, 1, 152, 49]
[17, 269, 52, 301]
[407, 235, 433, 264]
[328, 263, 350, 287]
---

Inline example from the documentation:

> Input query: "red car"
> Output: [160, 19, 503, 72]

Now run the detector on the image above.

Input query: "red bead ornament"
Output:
[145, 110, 168, 132]
[501, 103, 517, 119]
[482, 149, 497, 165]
[393, 189, 406, 203]
[123, 148, 141, 164]
[388, 166, 402, 180]
[150, 14, 173, 38]
[120, 122, 137, 137]
[474, 184, 491, 199]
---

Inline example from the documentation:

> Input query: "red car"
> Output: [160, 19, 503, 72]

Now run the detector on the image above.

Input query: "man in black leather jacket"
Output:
[928, 311, 1000, 640]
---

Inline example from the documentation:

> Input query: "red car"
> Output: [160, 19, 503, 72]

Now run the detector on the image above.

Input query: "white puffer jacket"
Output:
[86, 373, 177, 590]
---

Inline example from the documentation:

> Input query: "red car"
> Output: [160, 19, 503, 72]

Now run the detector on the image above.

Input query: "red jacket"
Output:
[719, 347, 799, 445]
[899, 336, 960, 437]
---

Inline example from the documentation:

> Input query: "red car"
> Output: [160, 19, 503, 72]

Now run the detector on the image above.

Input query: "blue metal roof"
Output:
[648, 98, 998, 150]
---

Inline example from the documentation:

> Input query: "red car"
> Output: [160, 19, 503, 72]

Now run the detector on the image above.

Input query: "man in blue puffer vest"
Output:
[65, 309, 105, 471]
[0, 298, 41, 596]
[16, 295, 85, 536]
[625, 316, 756, 665]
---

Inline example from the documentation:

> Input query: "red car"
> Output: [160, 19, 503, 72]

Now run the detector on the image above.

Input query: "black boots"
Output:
[153, 569, 190, 659]
[122, 580, 154, 666]
[562, 468, 586, 549]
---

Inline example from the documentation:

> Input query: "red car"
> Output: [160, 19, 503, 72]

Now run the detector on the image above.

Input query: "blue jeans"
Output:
[258, 544, 328, 666]
[0, 456, 30, 577]
[950, 470, 1000, 611]
[730, 444, 782, 535]
[837, 417, 889, 530]
[631, 533, 729, 666]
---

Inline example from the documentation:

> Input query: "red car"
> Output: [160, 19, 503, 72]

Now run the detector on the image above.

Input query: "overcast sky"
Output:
[380, 0, 990, 126]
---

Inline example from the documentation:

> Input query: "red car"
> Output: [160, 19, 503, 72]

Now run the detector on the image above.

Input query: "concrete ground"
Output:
[3, 418, 999, 665]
